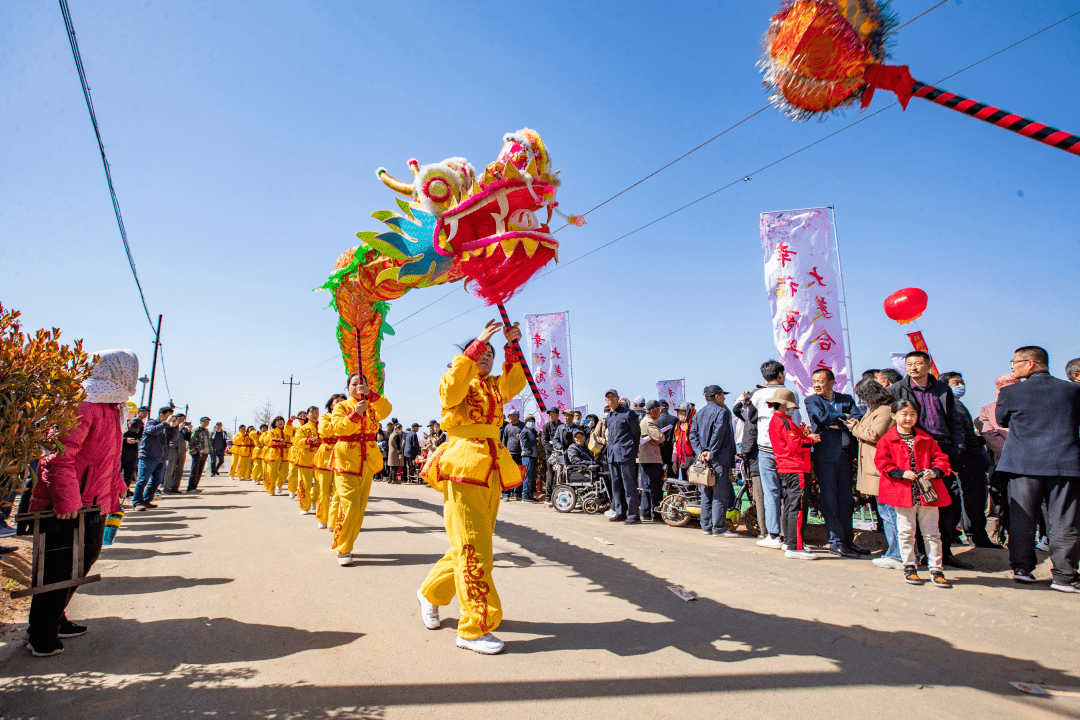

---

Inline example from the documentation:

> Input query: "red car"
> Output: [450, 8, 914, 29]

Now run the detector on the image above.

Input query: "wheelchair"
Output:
[550, 459, 611, 514]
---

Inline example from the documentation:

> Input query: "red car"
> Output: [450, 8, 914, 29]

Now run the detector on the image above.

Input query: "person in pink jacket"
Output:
[26, 349, 138, 657]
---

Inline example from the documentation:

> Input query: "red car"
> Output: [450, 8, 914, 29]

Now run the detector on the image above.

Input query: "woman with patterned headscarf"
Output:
[27, 349, 138, 657]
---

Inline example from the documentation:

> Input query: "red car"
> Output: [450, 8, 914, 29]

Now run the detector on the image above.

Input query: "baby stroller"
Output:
[550, 461, 611, 514]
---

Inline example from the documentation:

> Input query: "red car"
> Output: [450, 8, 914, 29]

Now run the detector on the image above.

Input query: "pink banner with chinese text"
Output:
[525, 312, 573, 413]
[656, 379, 685, 407]
[760, 208, 849, 396]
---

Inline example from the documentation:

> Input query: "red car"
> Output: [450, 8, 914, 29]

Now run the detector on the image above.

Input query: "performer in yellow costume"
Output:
[327, 374, 391, 566]
[294, 406, 320, 515]
[284, 415, 301, 497]
[236, 427, 254, 480]
[315, 394, 346, 530]
[262, 417, 290, 495]
[228, 425, 246, 479]
[417, 319, 525, 655]
[250, 425, 266, 484]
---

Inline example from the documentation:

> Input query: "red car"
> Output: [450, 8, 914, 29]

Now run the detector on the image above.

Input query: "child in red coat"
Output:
[767, 388, 820, 560]
[875, 399, 953, 588]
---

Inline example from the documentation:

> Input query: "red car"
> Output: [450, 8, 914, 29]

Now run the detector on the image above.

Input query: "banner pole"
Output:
[564, 309, 575, 407]
[827, 206, 855, 387]
[496, 303, 548, 414]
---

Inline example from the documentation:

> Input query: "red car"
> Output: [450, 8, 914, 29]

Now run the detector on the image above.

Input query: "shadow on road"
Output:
[98, 547, 192, 561]
[79, 575, 234, 595]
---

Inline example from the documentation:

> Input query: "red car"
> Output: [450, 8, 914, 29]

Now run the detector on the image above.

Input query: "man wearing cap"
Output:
[747, 360, 802, 548]
[805, 368, 865, 557]
[690, 386, 738, 537]
[631, 397, 647, 421]
[186, 416, 212, 493]
[500, 411, 526, 500]
[520, 415, 539, 503]
[540, 408, 563, 497]
[604, 390, 642, 523]
[638, 400, 666, 521]
[657, 400, 678, 479]
[210, 421, 229, 476]
[555, 408, 581, 457]
[403, 423, 421, 482]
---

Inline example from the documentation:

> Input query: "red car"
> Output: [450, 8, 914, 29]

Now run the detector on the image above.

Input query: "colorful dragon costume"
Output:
[319, 129, 574, 392]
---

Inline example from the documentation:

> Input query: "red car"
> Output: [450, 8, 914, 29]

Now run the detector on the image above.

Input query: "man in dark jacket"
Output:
[657, 401, 678, 478]
[540, 408, 562, 496]
[738, 394, 766, 538]
[997, 346, 1080, 591]
[690, 385, 737, 536]
[210, 422, 229, 476]
[519, 416, 539, 503]
[132, 407, 174, 510]
[163, 414, 190, 494]
[940, 371, 999, 548]
[186, 417, 212, 493]
[603, 390, 641, 524]
[500, 411, 525, 500]
[889, 351, 972, 568]
[403, 424, 421, 482]
[805, 369, 865, 557]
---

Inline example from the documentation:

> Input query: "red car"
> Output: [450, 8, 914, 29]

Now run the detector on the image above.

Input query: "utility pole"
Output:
[147, 315, 162, 412]
[234, 416, 238, 434]
[282, 374, 300, 417]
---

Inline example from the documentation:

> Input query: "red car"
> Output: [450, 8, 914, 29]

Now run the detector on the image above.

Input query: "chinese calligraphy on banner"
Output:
[525, 312, 573, 414]
[760, 208, 849, 395]
[505, 399, 523, 419]
[656, 379, 685, 407]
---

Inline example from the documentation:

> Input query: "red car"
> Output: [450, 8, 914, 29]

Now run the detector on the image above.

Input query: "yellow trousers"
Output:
[237, 455, 252, 480]
[264, 459, 285, 494]
[252, 457, 264, 482]
[287, 462, 299, 494]
[297, 466, 315, 512]
[228, 454, 239, 478]
[420, 479, 503, 640]
[315, 468, 334, 524]
[330, 469, 374, 554]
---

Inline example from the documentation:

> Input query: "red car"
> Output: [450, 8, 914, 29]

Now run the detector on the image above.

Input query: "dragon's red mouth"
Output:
[435, 177, 559, 304]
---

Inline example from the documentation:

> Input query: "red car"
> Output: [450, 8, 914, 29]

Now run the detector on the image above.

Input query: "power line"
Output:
[58, 0, 156, 335]
[371, 10, 1076, 349]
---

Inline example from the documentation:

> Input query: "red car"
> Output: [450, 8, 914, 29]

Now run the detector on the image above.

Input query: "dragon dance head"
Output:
[321, 129, 573, 392]
[376, 128, 565, 305]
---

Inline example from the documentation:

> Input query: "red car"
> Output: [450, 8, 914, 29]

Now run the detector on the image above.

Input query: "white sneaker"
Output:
[604, 509, 616, 517]
[289, 492, 297, 500]
[1036, 539, 1050, 552]
[872, 557, 904, 569]
[317, 522, 328, 529]
[456, 633, 505, 655]
[299, 509, 311, 515]
[337, 553, 352, 566]
[756, 536, 782, 549]
[785, 549, 816, 560]
[1050, 581, 1080, 594]
[782, 543, 789, 552]
[716, 530, 740, 538]
[417, 589, 441, 629]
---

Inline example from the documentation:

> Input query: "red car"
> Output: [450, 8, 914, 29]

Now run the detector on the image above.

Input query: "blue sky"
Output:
[2, 0, 1078, 429]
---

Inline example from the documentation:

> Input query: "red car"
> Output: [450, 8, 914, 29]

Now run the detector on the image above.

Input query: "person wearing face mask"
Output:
[520, 415, 539, 503]
[939, 372, 999, 549]
[416, 320, 526, 655]
[328, 373, 392, 566]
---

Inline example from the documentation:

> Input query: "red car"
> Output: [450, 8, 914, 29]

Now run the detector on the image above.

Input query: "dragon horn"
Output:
[376, 167, 415, 197]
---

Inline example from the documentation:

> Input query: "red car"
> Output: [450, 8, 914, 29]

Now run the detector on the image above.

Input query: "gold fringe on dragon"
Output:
[319, 129, 579, 392]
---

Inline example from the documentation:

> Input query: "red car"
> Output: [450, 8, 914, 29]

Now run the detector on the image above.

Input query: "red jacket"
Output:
[31, 402, 125, 516]
[874, 425, 952, 508]
[768, 412, 813, 473]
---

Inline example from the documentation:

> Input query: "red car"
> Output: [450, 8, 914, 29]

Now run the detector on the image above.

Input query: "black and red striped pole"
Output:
[863, 65, 1080, 156]
[911, 82, 1080, 156]
[496, 302, 549, 414]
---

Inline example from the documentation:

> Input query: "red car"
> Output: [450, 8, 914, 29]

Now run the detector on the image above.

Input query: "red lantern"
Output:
[884, 287, 927, 325]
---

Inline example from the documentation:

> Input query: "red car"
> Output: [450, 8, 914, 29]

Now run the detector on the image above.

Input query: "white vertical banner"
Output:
[656, 379, 685, 407]
[525, 312, 572, 413]
[760, 208, 850, 395]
